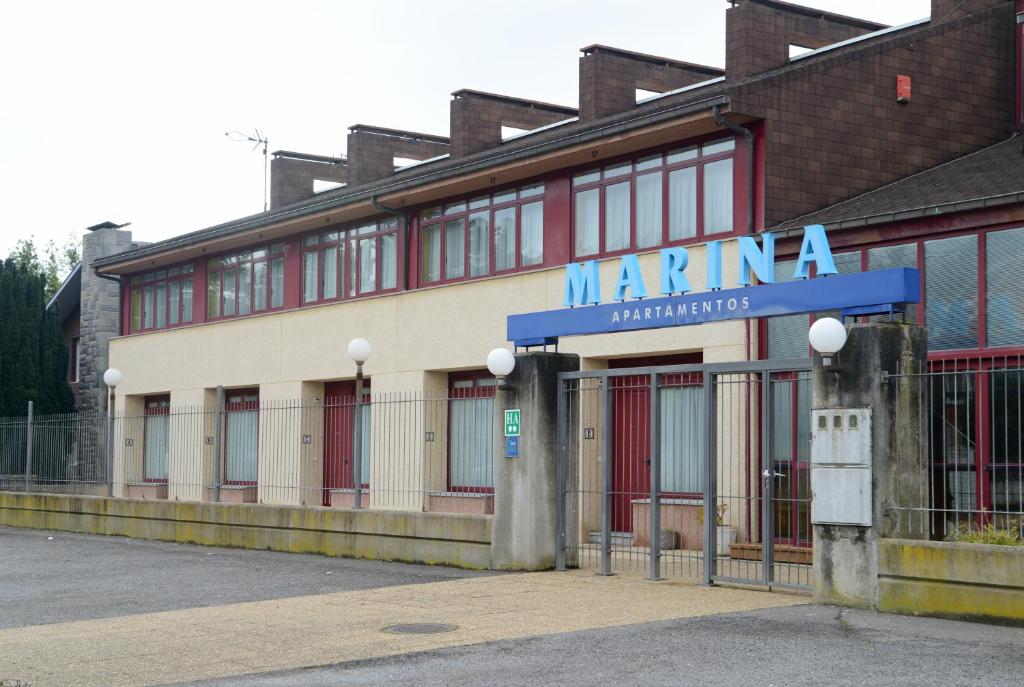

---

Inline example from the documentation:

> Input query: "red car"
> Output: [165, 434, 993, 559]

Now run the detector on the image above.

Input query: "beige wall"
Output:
[110, 241, 753, 508]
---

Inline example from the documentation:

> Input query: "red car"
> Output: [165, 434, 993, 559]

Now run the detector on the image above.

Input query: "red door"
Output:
[608, 354, 702, 533]
[323, 380, 369, 505]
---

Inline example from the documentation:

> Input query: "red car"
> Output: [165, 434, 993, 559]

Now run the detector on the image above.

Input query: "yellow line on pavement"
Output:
[0, 571, 805, 687]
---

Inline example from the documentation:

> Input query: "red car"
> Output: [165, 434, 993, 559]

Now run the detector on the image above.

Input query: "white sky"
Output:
[0, 0, 931, 259]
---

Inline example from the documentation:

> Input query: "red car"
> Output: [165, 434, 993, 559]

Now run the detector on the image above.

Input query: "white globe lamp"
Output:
[347, 338, 372, 364]
[103, 368, 123, 388]
[808, 317, 847, 367]
[486, 347, 516, 379]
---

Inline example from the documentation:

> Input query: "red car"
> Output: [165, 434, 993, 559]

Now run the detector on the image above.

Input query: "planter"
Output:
[427, 491, 493, 515]
[329, 488, 371, 509]
[206, 485, 257, 504]
[125, 482, 168, 500]
[716, 526, 737, 556]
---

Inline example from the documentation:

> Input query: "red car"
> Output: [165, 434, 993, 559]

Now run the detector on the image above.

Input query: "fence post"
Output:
[214, 385, 224, 502]
[24, 401, 34, 493]
[648, 372, 662, 581]
[555, 378, 567, 571]
[106, 392, 115, 497]
[600, 376, 613, 576]
[702, 372, 717, 585]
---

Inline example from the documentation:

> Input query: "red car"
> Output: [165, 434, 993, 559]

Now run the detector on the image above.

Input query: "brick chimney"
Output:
[269, 151, 348, 209]
[725, 0, 887, 82]
[449, 90, 578, 158]
[346, 125, 450, 186]
[578, 45, 724, 122]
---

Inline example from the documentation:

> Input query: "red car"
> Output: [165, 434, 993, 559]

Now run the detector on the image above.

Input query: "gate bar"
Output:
[555, 379, 568, 571]
[703, 371, 717, 585]
[24, 400, 33, 493]
[600, 378, 613, 576]
[648, 371, 661, 581]
[761, 371, 776, 586]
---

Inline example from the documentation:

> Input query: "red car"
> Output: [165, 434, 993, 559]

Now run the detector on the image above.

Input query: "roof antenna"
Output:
[226, 129, 269, 212]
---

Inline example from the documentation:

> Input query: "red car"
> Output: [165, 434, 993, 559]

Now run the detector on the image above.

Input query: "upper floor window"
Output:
[207, 245, 285, 320]
[129, 263, 195, 332]
[420, 183, 545, 285]
[302, 218, 398, 304]
[573, 138, 735, 258]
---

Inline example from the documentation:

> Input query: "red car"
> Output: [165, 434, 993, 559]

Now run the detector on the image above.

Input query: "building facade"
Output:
[92, 1, 1023, 542]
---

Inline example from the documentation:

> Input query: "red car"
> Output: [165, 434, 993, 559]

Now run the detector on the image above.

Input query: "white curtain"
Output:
[469, 212, 490, 276]
[380, 234, 397, 290]
[253, 262, 267, 311]
[604, 181, 631, 252]
[520, 201, 543, 266]
[494, 207, 515, 271]
[322, 246, 337, 299]
[659, 386, 703, 493]
[703, 158, 733, 234]
[669, 167, 697, 240]
[422, 226, 441, 282]
[144, 414, 169, 480]
[450, 397, 494, 488]
[445, 219, 465, 279]
[636, 172, 662, 248]
[303, 252, 318, 303]
[359, 238, 376, 293]
[226, 410, 258, 483]
[574, 189, 599, 257]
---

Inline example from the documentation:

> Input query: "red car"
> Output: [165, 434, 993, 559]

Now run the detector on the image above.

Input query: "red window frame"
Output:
[128, 263, 196, 333]
[223, 388, 259, 486]
[301, 218, 400, 304]
[570, 135, 739, 261]
[142, 394, 170, 483]
[419, 182, 546, 286]
[207, 245, 286, 321]
[447, 370, 498, 494]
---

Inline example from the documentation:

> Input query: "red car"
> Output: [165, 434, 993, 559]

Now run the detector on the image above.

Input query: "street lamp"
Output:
[347, 339, 371, 509]
[808, 317, 847, 368]
[102, 368, 123, 497]
[487, 347, 516, 390]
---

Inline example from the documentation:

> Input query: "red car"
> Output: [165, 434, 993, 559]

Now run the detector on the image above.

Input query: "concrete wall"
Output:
[0, 491, 492, 569]
[879, 538, 1024, 624]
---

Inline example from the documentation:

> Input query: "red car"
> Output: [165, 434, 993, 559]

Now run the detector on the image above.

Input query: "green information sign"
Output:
[504, 409, 521, 437]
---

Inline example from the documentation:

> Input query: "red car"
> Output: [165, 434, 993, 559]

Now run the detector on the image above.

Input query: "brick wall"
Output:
[450, 90, 577, 158]
[729, 1, 1016, 226]
[270, 154, 348, 209]
[725, 0, 885, 82]
[347, 126, 450, 186]
[579, 45, 724, 122]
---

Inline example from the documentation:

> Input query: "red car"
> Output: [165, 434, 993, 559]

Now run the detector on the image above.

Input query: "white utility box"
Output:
[811, 407, 872, 526]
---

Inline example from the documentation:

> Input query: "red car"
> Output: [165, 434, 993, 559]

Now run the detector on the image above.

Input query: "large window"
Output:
[224, 390, 259, 485]
[129, 264, 195, 332]
[925, 235, 978, 351]
[302, 219, 399, 303]
[420, 183, 544, 285]
[573, 137, 735, 258]
[448, 374, 497, 491]
[143, 395, 170, 483]
[207, 245, 285, 320]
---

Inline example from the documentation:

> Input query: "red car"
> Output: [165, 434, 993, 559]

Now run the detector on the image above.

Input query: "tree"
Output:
[0, 249, 76, 417]
[10, 234, 81, 301]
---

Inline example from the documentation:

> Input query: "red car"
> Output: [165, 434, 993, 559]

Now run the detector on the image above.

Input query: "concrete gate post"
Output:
[491, 352, 580, 571]
[811, 322, 928, 608]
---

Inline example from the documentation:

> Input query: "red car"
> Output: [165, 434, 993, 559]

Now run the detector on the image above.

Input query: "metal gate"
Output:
[555, 359, 812, 590]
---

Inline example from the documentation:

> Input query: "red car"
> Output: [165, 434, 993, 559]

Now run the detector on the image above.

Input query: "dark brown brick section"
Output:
[270, 152, 348, 209]
[346, 125, 450, 186]
[578, 44, 724, 122]
[729, 1, 1016, 227]
[450, 90, 577, 158]
[725, 0, 886, 82]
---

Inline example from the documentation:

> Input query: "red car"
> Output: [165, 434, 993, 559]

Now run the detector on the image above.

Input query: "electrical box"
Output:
[811, 408, 872, 526]
[896, 74, 911, 103]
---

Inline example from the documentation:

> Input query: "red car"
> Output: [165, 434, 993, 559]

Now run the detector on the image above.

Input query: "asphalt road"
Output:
[173, 604, 1024, 687]
[0, 525, 495, 629]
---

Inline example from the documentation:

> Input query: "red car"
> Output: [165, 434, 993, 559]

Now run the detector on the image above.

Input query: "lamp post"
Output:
[347, 338, 371, 509]
[809, 317, 848, 369]
[102, 368, 123, 497]
[486, 348, 516, 390]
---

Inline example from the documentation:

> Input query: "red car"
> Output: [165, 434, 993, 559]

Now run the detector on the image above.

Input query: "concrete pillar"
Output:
[491, 352, 580, 571]
[811, 322, 928, 608]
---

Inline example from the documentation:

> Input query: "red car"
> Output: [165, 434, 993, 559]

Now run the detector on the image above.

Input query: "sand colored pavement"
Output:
[0, 570, 806, 687]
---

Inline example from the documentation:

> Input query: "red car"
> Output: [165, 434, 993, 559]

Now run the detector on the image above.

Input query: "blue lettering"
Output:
[738, 233, 775, 286]
[793, 224, 837, 279]
[659, 248, 691, 295]
[706, 241, 723, 290]
[612, 254, 648, 301]
[564, 260, 601, 306]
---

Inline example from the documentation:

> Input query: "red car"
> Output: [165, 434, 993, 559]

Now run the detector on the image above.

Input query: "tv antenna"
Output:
[226, 129, 269, 212]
